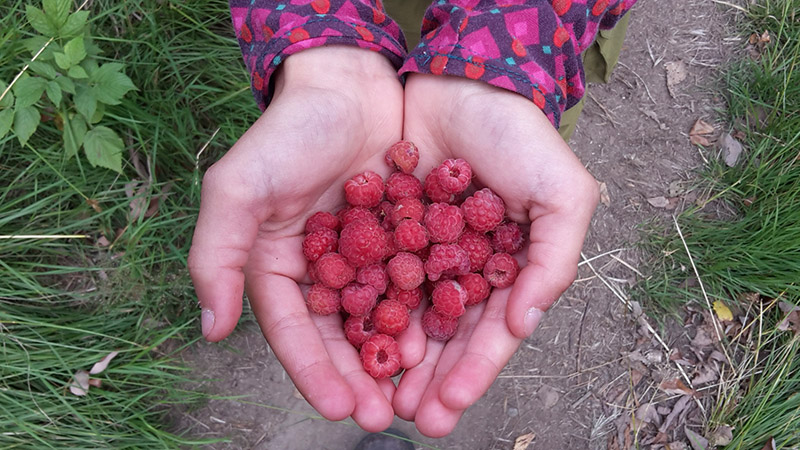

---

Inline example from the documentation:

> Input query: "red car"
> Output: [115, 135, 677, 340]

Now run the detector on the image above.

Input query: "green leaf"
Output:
[14, 106, 41, 146]
[64, 36, 86, 65]
[68, 65, 88, 79]
[62, 113, 87, 158]
[74, 84, 96, 121]
[91, 63, 137, 105]
[55, 76, 75, 94]
[83, 126, 123, 173]
[0, 80, 14, 108]
[26, 5, 57, 37]
[23, 36, 59, 61]
[43, 0, 70, 28]
[60, 11, 89, 37]
[54, 52, 71, 70]
[0, 109, 13, 140]
[13, 76, 47, 108]
[45, 80, 62, 106]
[28, 61, 57, 79]
[91, 102, 105, 124]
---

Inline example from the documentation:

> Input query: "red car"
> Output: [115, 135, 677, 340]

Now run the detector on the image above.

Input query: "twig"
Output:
[576, 298, 591, 373]
[194, 127, 220, 186]
[710, 0, 749, 13]
[618, 62, 657, 105]
[609, 253, 644, 278]
[578, 248, 625, 267]
[587, 92, 621, 127]
[0, 234, 87, 239]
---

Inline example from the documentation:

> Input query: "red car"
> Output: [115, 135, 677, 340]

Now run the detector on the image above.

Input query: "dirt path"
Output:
[177, 1, 737, 448]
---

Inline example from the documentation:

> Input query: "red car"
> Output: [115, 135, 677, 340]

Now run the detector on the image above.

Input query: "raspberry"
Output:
[356, 263, 389, 295]
[341, 283, 379, 316]
[386, 284, 423, 310]
[372, 299, 410, 336]
[315, 252, 356, 289]
[306, 283, 341, 315]
[307, 261, 319, 283]
[360, 333, 401, 378]
[385, 172, 423, 203]
[339, 219, 387, 267]
[424, 167, 457, 203]
[425, 244, 471, 281]
[344, 171, 385, 208]
[344, 314, 377, 348]
[492, 222, 525, 254]
[393, 219, 428, 252]
[376, 201, 395, 230]
[483, 252, 520, 288]
[385, 140, 419, 174]
[432, 279, 467, 318]
[386, 252, 425, 290]
[302, 228, 338, 262]
[461, 188, 505, 232]
[339, 207, 379, 227]
[305, 211, 340, 234]
[425, 203, 464, 243]
[436, 158, 472, 194]
[421, 306, 459, 341]
[457, 229, 493, 272]
[458, 273, 491, 306]
[390, 197, 425, 226]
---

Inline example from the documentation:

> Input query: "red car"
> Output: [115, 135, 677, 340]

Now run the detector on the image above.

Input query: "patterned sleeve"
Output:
[229, 0, 408, 111]
[398, 0, 637, 128]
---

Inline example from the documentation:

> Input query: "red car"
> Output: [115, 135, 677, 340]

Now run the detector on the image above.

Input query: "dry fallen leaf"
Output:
[90, 351, 119, 375]
[598, 181, 611, 207]
[635, 402, 661, 425]
[713, 300, 734, 322]
[667, 442, 689, 450]
[665, 61, 688, 97]
[689, 119, 715, 146]
[69, 370, 90, 396]
[721, 133, 744, 167]
[86, 198, 103, 213]
[777, 301, 800, 335]
[709, 425, 733, 447]
[648, 196, 670, 208]
[659, 378, 696, 396]
[513, 432, 535, 450]
[685, 426, 709, 450]
[760, 437, 776, 450]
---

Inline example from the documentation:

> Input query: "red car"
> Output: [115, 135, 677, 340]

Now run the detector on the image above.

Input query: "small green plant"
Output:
[0, 0, 136, 173]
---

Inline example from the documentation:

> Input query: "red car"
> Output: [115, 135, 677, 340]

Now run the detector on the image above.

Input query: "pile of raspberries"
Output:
[301, 141, 525, 379]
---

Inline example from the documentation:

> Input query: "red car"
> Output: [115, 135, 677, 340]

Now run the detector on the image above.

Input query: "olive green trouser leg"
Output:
[384, 0, 430, 50]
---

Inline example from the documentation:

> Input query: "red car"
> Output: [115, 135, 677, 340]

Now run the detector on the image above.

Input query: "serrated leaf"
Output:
[28, 61, 57, 79]
[43, 0, 70, 28]
[62, 113, 86, 158]
[713, 301, 734, 322]
[91, 64, 137, 105]
[13, 76, 47, 108]
[60, 11, 89, 37]
[90, 102, 105, 124]
[23, 36, 59, 61]
[74, 85, 96, 121]
[14, 106, 41, 146]
[55, 76, 75, 94]
[84, 126, 123, 173]
[26, 5, 58, 37]
[0, 109, 13, 139]
[54, 52, 71, 70]
[68, 65, 88, 79]
[64, 36, 86, 65]
[45, 80, 62, 106]
[0, 80, 14, 108]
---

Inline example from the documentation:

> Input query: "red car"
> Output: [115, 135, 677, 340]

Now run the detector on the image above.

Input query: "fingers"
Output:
[393, 340, 444, 421]
[394, 301, 428, 369]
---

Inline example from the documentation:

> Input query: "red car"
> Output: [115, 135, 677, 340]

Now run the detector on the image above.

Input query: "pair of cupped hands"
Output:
[188, 46, 598, 438]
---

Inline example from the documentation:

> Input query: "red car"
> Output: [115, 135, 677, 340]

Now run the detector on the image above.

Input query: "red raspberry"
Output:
[385, 172, 423, 203]
[382, 230, 398, 259]
[461, 188, 505, 232]
[339, 219, 387, 267]
[390, 197, 425, 226]
[423, 167, 457, 203]
[385, 140, 419, 174]
[344, 314, 377, 348]
[424, 244, 471, 281]
[315, 252, 355, 289]
[393, 219, 428, 252]
[483, 252, 520, 288]
[306, 283, 341, 315]
[421, 306, 459, 341]
[458, 273, 491, 306]
[386, 284, 423, 310]
[339, 207, 379, 227]
[302, 228, 338, 262]
[307, 261, 319, 283]
[344, 171, 385, 208]
[305, 211, 340, 234]
[457, 229, 493, 272]
[376, 200, 395, 230]
[386, 252, 425, 290]
[436, 158, 472, 194]
[425, 203, 464, 243]
[341, 282, 379, 316]
[492, 222, 525, 254]
[360, 333, 401, 378]
[432, 280, 467, 318]
[372, 299, 410, 336]
[356, 263, 389, 295]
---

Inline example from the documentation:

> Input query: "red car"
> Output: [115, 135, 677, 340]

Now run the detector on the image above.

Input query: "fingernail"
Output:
[201, 309, 215, 338]
[524, 307, 544, 336]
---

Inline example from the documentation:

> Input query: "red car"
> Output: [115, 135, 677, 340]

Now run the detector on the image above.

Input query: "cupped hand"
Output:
[393, 73, 599, 437]
[188, 47, 403, 432]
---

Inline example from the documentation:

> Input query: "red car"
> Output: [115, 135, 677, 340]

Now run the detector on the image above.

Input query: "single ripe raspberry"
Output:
[386, 284, 423, 310]
[458, 273, 491, 306]
[461, 188, 505, 232]
[425, 203, 464, 244]
[492, 222, 525, 254]
[386, 252, 425, 290]
[424, 243, 471, 281]
[315, 252, 356, 289]
[344, 171, 385, 208]
[423, 167, 457, 203]
[305, 211, 340, 234]
[372, 299, 410, 336]
[390, 197, 425, 226]
[339, 207, 379, 227]
[341, 283, 379, 316]
[457, 229, 493, 272]
[360, 333, 401, 378]
[385, 140, 420, 174]
[436, 158, 472, 194]
[356, 263, 389, 295]
[432, 279, 467, 318]
[393, 219, 428, 252]
[483, 252, 520, 288]
[339, 219, 387, 267]
[382, 229, 398, 259]
[306, 283, 341, 315]
[302, 228, 338, 262]
[421, 306, 459, 341]
[385, 172, 423, 203]
[344, 314, 377, 348]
